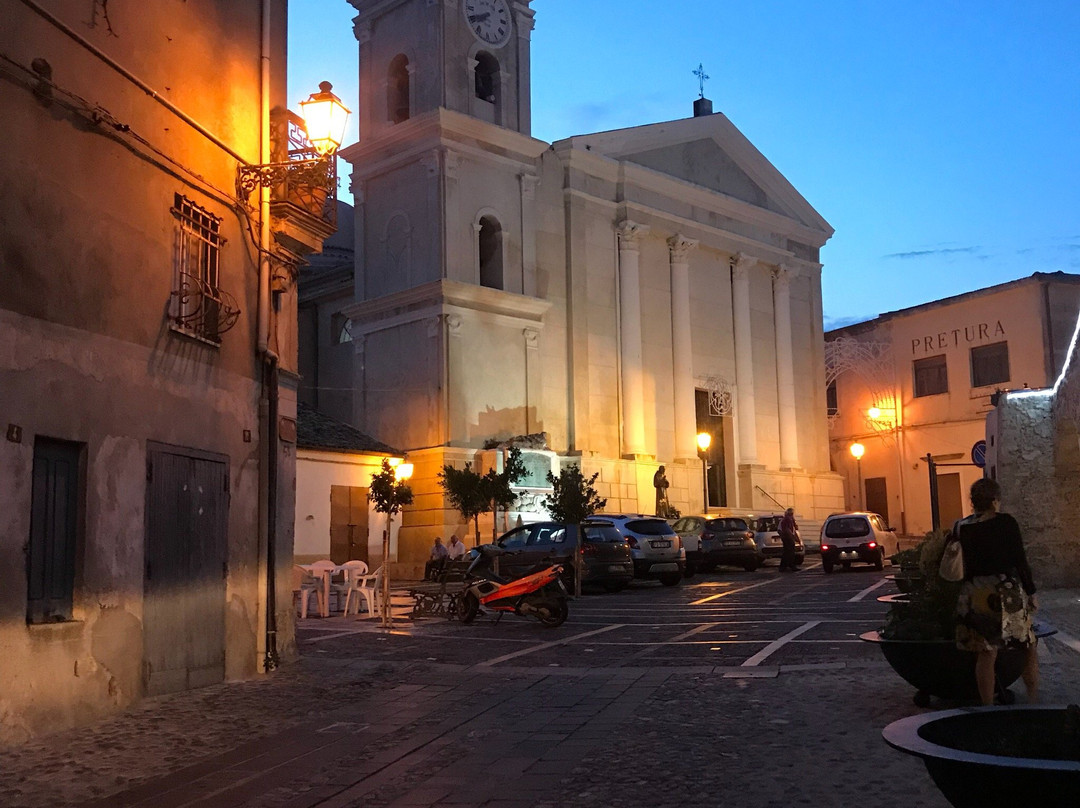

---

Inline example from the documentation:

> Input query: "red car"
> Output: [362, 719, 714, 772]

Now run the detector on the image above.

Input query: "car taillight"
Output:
[745, 532, 753, 540]
[674, 536, 682, 550]
[581, 543, 599, 557]
[820, 544, 830, 552]
[867, 541, 877, 549]
[626, 536, 639, 549]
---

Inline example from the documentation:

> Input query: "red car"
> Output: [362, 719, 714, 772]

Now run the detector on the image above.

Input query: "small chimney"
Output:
[694, 96, 713, 117]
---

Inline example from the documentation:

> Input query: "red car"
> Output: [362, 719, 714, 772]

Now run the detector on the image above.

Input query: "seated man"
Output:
[446, 533, 467, 562]
[424, 536, 449, 581]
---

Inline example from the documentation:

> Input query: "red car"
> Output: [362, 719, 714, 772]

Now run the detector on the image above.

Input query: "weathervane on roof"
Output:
[693, 63, 710, 99]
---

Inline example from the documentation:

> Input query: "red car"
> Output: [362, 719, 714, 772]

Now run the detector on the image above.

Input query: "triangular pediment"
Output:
[559, 113, 832, 237]
[626, 137, 777, 213]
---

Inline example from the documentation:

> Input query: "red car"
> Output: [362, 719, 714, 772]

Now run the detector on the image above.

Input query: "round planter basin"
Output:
[861, 630, 1027, 703]
[883, 706, 1080, 808]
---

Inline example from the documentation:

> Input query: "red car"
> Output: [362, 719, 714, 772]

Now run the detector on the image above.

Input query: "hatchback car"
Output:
[494, 521, 634, 592]
[698, 517, 764, 572]
[670, 516, 708, 577]
[586, 515, 683, 586]
[750, 514, 804, 566]
[818, 512, 899, 573]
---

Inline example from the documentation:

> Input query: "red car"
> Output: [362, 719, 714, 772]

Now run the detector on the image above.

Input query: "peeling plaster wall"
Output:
[0, 0, 294, 744]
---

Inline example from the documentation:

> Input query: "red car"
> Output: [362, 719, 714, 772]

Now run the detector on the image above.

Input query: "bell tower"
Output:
[351, 0, 535, 142]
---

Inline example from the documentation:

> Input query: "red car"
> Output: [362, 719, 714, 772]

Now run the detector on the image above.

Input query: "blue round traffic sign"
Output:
[971, 440, 987, 469]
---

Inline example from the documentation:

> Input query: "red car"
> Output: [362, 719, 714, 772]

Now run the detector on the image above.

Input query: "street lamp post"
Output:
[849, 442, 865, 511]
[697, 432, 712, 512]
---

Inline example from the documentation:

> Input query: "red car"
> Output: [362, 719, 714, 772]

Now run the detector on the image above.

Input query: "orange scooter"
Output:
[457, 544, 569, 627]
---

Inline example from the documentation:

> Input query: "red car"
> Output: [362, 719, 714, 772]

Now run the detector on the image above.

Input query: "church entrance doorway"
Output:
[695, 390, 730, 508]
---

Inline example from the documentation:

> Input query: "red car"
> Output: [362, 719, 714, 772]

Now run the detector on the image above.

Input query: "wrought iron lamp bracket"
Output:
[235, 157, 331, 200]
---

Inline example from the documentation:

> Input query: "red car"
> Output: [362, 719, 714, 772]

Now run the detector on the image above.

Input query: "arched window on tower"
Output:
[388, 54, 410, 124]
[478, 215, 503, 290]
[474, 52, 499, 106]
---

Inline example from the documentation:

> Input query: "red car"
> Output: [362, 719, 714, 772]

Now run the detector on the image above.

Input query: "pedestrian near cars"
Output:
[778, 507, 799, 571]
[947, 477, 1039, 706]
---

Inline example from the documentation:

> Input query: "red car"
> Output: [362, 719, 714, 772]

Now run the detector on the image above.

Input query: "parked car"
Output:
[494, 521, 634, 591]
[586, 515, 683, 586]
[698, 517, 765, 572]
[750, 514, 805, 566]
[818, 512, 899, 573]
[670, 516, 708, 577]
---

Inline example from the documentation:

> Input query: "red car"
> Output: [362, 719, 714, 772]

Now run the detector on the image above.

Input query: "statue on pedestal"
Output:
[653, 465, 671, 518]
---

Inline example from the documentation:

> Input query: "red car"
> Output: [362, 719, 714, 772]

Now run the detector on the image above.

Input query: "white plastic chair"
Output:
[344, 565, 381, 617]
[292, 565, 324, 619]
[308, 559, 341, 614]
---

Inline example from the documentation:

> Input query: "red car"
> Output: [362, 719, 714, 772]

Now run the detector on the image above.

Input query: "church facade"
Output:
[324, 0, 844, 572]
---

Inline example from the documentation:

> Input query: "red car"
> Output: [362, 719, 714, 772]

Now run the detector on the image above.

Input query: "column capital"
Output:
[732, 252, 757, 280]
[772, 264, 793, 289]
[520, 172, 540, 198]
[667, 234, 699, 263]
[616, 219, 650, 249]
[446, 313, 463, 336]
[523, 327, 539, 349]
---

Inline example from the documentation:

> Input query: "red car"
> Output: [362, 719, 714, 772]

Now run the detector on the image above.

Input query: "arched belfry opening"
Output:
[388, 54, 410, 124]
[474, 51, 500, 106]
[478, 215, 503, 290]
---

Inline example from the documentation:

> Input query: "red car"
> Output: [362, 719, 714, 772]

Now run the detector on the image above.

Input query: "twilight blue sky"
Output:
[289, 0, 1080, 329]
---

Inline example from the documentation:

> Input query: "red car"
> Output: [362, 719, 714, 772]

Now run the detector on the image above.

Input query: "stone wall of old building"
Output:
[994, 312, 1080, 589]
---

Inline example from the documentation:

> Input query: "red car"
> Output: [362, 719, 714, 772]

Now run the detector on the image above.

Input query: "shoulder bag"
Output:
[939, 520, 965, 582]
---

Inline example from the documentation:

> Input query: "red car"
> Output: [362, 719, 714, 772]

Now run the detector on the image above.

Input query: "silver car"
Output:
[750, 514, 805, 565]
[585, 514, 684, 586]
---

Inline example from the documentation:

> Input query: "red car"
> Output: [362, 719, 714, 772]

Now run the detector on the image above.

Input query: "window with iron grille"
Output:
[171, 194, 225, 343]
[970, 341, 1010, 388]
[826, 380, 839, 416]
[913, 354, 949, 397]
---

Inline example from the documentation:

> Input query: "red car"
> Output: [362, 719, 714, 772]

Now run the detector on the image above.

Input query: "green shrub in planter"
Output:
[881, 529, 961, 641]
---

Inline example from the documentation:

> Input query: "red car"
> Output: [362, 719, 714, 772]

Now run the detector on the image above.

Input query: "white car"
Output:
[818, 512, 899, 573]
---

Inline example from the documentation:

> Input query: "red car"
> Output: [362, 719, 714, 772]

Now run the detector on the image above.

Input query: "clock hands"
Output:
[468, 12, 491, 23]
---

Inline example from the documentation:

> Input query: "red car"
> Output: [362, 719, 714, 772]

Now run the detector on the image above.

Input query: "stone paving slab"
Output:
[0, 586, 1077, 808]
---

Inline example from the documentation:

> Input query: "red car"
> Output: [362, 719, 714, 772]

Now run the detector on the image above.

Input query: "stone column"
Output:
[514, 6, 536, 135]
[669, 234, 699, 460]
[731, 253, 757, 464]
[523, 328, 540, 435]
[773, 265, 800, 468]
[617, 220, 649, 458]
[520, 173, 539, 297]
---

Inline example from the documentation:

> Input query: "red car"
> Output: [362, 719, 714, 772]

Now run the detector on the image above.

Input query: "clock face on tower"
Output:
[464, 0, 513, 48]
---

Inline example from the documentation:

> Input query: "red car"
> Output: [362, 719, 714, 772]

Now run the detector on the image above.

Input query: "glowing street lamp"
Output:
[298, 81, 351, 156]
[849, 442, 865, 510]
[236, 81, 351, 197]
[697, 432, 712, 511]
[394, 462, 414, 482]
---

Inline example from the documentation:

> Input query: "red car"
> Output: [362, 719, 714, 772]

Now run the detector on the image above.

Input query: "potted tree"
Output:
[369, 459, 414, 629]
[542, 464, 607, 597]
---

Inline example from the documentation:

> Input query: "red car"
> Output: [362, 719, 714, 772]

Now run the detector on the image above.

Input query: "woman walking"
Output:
[949, 478, 1039, 706]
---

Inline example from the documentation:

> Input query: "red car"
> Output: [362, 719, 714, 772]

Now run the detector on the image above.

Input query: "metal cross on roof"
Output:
[693, 63, 710, 98]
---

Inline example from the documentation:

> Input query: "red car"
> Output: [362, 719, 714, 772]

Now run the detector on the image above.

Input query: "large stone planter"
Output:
[860, 630, 1029, 705]
[883, 706, 1080, 808]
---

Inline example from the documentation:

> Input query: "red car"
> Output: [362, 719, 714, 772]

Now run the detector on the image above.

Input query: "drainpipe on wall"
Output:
[259, 0, 279, 672]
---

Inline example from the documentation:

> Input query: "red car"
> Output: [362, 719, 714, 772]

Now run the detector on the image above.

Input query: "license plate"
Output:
[650, 540, 671, 549]
[841, 551, 858, 559]
[608, 564, 627, 573]
[723, 540, 742, 547]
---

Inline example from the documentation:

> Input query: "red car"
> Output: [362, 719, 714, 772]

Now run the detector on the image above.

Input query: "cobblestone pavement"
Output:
[1, 570, 1077, 808]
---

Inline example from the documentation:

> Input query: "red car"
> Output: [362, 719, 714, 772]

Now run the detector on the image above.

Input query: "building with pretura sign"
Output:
[825, 271, 1080, 536]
